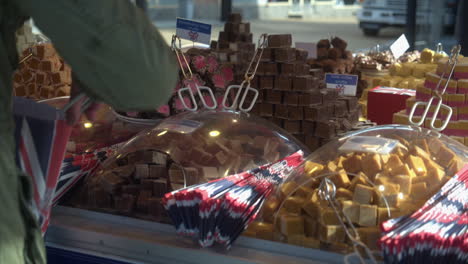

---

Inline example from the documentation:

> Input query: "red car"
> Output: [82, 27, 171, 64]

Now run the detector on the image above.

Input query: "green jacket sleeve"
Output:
[16, 0, 178, 111]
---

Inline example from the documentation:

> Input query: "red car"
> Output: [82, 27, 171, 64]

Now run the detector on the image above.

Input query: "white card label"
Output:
[390, 34, 410, 60]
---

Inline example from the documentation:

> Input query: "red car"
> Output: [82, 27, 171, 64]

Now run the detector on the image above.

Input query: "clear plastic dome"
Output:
[246, 125, 467, 255]
[67, 110, 307, 222]
[39, 97, 146, 153]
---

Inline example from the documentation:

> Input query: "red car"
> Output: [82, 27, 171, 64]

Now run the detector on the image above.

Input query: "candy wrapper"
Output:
[163, 150, 304, 248]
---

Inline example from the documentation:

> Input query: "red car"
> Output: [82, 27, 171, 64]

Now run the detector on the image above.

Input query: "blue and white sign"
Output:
[176, 18, 212, 45]
[325, 73, 359, 96]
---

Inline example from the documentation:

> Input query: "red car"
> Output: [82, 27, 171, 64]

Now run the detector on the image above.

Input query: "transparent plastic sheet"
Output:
[40, 97, 143, 153]
[245, 124, 467, 263]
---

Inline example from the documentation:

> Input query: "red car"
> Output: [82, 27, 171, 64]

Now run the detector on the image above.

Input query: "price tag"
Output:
[295, 42, 317, 59]
[176, 18, 212, 45]
[325, 73, 359, 96]
[390, 34, 410, 60]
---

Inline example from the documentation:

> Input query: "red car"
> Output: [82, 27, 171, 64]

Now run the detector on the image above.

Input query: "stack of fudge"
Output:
[13, 43, 72, 100]
[307, 37, 354, 74]
[210, 13, 255, 83]
[250, 34, 360, 151]
[393, 56, 468, 147]
[245, 134, 463, 253]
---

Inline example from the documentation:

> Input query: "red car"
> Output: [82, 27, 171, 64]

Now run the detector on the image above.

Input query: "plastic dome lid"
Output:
[68, 110, 308, 222]
[248, 125, 467, 255]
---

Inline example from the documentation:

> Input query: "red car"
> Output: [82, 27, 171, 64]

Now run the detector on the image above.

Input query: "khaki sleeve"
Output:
[16, 0, 178, 111]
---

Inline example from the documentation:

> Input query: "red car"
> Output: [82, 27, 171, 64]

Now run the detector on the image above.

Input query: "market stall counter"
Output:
[45, 206, 344, 264]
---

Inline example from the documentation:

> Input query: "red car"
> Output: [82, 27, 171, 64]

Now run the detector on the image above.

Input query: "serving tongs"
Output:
[171, 35, 217, 112]
[222, 34, 268, 112]
[408, 45, 461, 131]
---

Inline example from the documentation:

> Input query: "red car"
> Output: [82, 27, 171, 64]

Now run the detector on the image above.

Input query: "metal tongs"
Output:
[408, 45, 461, 131]
[222, 34, 268, 112]
[171, 35, 217, 112]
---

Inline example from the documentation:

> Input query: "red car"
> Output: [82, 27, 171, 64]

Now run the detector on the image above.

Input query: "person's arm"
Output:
[15, 0, 178, 111]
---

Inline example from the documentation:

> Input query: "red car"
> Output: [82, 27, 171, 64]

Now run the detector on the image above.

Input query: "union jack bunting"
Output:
[13, 96, 71, 233]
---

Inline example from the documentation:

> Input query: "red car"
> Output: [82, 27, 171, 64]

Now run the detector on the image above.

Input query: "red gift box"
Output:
[368, 86, 416, 125]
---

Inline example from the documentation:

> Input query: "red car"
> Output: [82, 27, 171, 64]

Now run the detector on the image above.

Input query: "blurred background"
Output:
[127, 0, 460, 53]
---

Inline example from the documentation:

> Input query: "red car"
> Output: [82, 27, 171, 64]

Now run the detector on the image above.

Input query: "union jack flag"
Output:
[13, 96, 71, 233]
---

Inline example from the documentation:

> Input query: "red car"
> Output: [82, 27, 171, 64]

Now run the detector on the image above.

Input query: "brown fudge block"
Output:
[296, 48, 309, 62]
[317, 39, 331, 49]
[259, 76, 274, 89]
[299, 91, 322, 106]
[260, 48, 273, 61]
[210, 40, 218, 49]
[274, 76, 292, 91]
[321, 89, 339, 103]
[334, 101, 347, 117]
[280, 63, 296, 75]
[137, 190, 152, 212]
[302, 121, 316, 134]
[153, 179, 168, 197]
[338, 97, 358, 112]
[317, 48, 329, 59]
[331, 37, 348, 50]
[265, 90, 282, 104]
[295, 63, 311, 76]
[135, 164, 149, 179]
[149, 165, 167, 179]
[228, 13, 242, 22]
[304, 105, 327, 121]
[305, 136, 320, 151]
[241, 33, 253, 42]
[100, 172, 125, 194]
[122, 185, 140, 196]
[293, 76, 313, 91]
[115, 194, 136, 213]
[148, 197, 163, 217]
[262, 62, 278, 76]
[275, 48, 296, 62]
[327, 48, 343, 60]
[112, 165, 135, 178]
[284, 120, 301, 134]
[274, 104, 289, 119]
[268, 34, 292, 48]
[315, 121, 337, 139]
[285, 92, 299, 105]
[260, 103, 274, 117]
[288, 106, 304, 120]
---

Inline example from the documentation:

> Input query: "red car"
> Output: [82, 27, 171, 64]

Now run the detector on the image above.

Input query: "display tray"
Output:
[46, 206, 345, 264]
